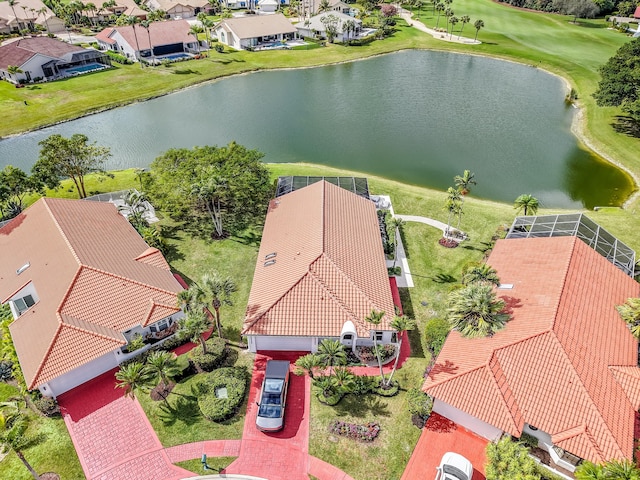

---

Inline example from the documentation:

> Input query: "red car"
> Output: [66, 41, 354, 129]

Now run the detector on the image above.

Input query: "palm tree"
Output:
[201, 273, 236, 338]
[126, 16, 143, 66]
[434, 3, 444, 29]
[473, 19, 484, 41]
[38, 7, 50, 34]
[7, 65, 24, 82]
[331, 367, 356, 394]
[319, 0, 330, 11]
[118, 189, 149, 228]
[602, 459, 640, 479]
[448, 15, 458, 38]
[575, 461, 605, 480]
[461, 262, 500, 287]
[444, 186, 462, 236]
[85, 2, 96, 26]
[176, 284, 207, 313]
[0, 412, 41, 479]
[343, 19, 355, 43]
[513, 194, 539, 216]
[316, 339, 347, 376]
[447, 283, 509, 338]
[8, 0, 24, 36]
[389, 216, 405, 268]
[177, 309, 212, 352]
[458, 15, 469, 39]
[207, 0, 220, 15]
[294, 353, 323, 379]
[140, 20, 154, 65]
[190, 24, 203, 54]
[454, 169, 476, 195]
[444, 8, 453, 31]
[115, 362, 154, 399]
[145, 350, 181, 404]
[386, 316, 415, 386]
[616, 298, 640, 339]
[197, 13, 212, 47]
[364, 309, 386, 383]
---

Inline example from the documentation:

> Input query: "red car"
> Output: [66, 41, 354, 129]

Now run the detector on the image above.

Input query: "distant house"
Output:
[295, 11, 361, 42]
[212, 14, 298, 50]
[423, 219, 640, 472]
[241, 180, 396, 353]
[97, 20, 198, 61]
[82, 0, 148, 22]
[0, 37, 110, 84]
[0, 198, 184, 398]
[0, 0, 64, 34]
[258, 0, 279, 13]
[327, 0, 355, 15]
[146, 0, 210, 19]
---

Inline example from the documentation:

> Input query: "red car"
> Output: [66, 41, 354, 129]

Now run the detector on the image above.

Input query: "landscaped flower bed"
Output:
[356, 344, 396, 363]
[328, 420, 381, 442]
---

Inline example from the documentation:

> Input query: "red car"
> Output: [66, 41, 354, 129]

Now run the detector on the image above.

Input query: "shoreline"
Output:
[2, 30, 636, 208]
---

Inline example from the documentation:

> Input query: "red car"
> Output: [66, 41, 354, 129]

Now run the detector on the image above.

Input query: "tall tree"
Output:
[200, 273, 236, 338]
[447, 283, 508, 338]
[190, 24, 203, 53]
[140, 20, 154, 65]
[145, 351, 181, 404]
[386, 316, 415, 386]
[7, 65, 24, 81]
[444, 186, 462, 236]
[320, 14, 339, 42]
[485, 437, 539, 480]
[364, 309, 386, 383]
[461, 262, 500, 287]
[316, 339, 347, 377]
[434, 2, 445, 28]
[177, 309, 212, 353]
[0, 165, 43, 219]
[8, 0, 24, 36]
[177, 284, 207, 313]
[473, 19, 484, 41]
[513, 194, 539, 216]
[115, 362, 154, 399]
[37, 7, 50, 33]
[0, 411, 42, 480]
[448, 15, 458, 38]
[593, 38, 640, 123]
[389, 216, 405, 268]
[454, 169, 476, 195]
[126, 16, 143, 66]
[458, 14, 469, 39]
[33, 133, 111, 199]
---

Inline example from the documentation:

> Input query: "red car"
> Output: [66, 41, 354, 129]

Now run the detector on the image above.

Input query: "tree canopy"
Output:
[147, 142, 271, 238]
[0, 165, 43, 221]
[593, 38, 640, 123]
[32, 133, 112, 199]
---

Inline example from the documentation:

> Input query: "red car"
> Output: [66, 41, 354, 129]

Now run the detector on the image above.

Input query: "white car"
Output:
[435, 452, 473, 480]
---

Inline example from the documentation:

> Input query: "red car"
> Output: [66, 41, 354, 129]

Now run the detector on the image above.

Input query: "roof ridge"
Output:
[142, 299, 180, 327]
[41, 198, 82, 266]
[487, 354, 525, 433]
[81, 265, 180, 297]
[550, 236, 578, 332]
[307, 260, 362, 325]
[62, 316, 125, 343]
[426, 363, 487, 390]
[56, 266, 84, 317]
[29, 320, 64, 390]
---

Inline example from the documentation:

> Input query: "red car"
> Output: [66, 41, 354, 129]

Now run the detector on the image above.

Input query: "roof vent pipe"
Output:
[16, 262, 30, 275]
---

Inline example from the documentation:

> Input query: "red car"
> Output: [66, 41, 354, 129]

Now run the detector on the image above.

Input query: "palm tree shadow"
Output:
[157, 394, 201, 426]
[612, 116, 640, 138]
[431, 273, 457, 283]
[332, 394, 391, 418]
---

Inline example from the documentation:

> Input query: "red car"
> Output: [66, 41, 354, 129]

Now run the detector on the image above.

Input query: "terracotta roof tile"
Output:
[0, 198, 182, 390]
[423, 236, 640, 463]
[243, 181, 395, 337]
[0, 37, 86, 70]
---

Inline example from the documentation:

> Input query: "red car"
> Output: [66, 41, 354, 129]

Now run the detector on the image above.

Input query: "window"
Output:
[375, 331, 383, 341]
[14, 295, 35, 315]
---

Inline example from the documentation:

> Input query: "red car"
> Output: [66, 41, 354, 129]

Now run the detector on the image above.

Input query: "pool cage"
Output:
[275, 176, 370, 199]
[506, 213, 636, 277]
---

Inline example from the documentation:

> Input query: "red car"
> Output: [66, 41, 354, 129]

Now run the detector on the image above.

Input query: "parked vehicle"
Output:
[435, 452, 473, 480]
[256, 360, 290, 432]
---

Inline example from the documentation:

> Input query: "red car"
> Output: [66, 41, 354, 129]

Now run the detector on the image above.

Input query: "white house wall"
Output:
[40, 350, 120, 398]
[249, 335, 313, 352]
[433, 398, 503, 441]
[110, 30, 137, 59]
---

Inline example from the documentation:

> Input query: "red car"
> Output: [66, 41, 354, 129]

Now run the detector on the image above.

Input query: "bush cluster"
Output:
[196, 367, 248, 421]
[328, 420, 380, 442]
[406, 388, 433, 418]
[423, 317, 450, 355]
[189, 336, 227, 372]
[357, 344, 395, 363]
[32, 394, 60, 417]
[0, 360, 13, 381]
[106, 50, 133, 64]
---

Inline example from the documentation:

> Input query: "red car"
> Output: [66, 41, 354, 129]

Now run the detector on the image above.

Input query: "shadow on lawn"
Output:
[157, 390, 202, 427]
[332, 394, 392, 419]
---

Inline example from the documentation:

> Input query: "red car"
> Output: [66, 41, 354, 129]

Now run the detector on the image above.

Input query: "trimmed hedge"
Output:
[406, 388, 433, 417]
[196, 367, 248, 421]
[189, 337, 227, 372]
[423, 317, 450, 355]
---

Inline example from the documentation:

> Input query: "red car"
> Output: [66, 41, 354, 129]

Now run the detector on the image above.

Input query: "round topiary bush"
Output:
[189, 337, 227, 372]
[196, 367, 248, 421]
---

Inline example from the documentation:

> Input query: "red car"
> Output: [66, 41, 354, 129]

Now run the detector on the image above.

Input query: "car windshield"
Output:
[443, 465, 469, 480]
[258, 401, 283, 418]
[264, 378, 284, 394]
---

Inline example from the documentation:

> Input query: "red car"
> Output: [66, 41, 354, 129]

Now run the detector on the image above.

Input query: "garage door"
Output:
[255, 336, 313, 352]
[45, 351, 119, 397]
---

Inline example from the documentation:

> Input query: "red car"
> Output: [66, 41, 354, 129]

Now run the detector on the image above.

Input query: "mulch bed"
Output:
[438, 238, 459, 248]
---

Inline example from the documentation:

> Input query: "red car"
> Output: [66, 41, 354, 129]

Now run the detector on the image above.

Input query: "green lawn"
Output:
[4, 2, 640, 208]
[137, 346, 254, 447]
[175, 456, 237, 475]
[0, 384, 84, 480]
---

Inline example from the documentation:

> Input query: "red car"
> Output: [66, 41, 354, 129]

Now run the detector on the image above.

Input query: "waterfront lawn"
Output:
[0, 384, 84, 480]
[308, 359, 424, 480]
[137, 346, 254, 447]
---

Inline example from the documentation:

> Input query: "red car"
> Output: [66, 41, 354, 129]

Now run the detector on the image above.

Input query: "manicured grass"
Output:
[308, 359, 425, 480]
[175, 456, 237, 475]
[4, 3, 640, 208]
[137, 346, 254, 447]
[0, 383, 84, 480]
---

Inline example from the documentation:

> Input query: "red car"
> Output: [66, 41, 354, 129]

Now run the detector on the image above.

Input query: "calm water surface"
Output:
[0, 50, 632, 208]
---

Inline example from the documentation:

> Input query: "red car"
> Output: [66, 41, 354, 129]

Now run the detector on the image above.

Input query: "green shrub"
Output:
[519, 432, 539, 449]
[352, 375, 375, 395]
[423, 317, 450, 355]
[214, 43, 224, 53]
[126, 333, 146, 353]
[373, 380, 399, 397]
[189, 336, 227, 372]
[406, 388, 433, 417]
[106, 50, 133, 64]
[0, 360, 13, 381]
[196, 367, 248, 421]
[31, 392, 60, 417]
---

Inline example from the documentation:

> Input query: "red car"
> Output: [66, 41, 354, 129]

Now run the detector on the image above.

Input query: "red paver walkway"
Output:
[401, 413, 488, 480]
[58, 367, 193, 480]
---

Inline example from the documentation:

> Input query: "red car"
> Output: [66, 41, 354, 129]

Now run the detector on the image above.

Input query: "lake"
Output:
[0, 50, 632, 208]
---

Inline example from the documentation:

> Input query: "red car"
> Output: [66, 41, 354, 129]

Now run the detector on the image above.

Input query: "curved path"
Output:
[395, 214, 448, 233]
[396, 5, 480, 45]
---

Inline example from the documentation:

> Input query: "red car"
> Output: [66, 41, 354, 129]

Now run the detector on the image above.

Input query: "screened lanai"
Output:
[275, 176, 370, 199]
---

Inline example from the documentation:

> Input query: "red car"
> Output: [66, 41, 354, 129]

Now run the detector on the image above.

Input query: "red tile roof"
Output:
[96, 20, 192, 51]
[634, 6, 640, 18]
[242, 181, 395, 338]
[423, 236, 640, 463]
[0, 198, 183, 390]
[0, 37, 85, 70]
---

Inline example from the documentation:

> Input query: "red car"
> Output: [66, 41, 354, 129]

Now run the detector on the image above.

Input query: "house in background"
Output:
[145, 0, 210, 19]
[423, 216, 640, 473]
[258, 0, 279, 13]
[97, 20, 197, 61]
[0, 37, 110, 83]
[212, 14, 298, 50]
[0, 0, 64, 34]
[295, 11, 361, 42]
[0, 198, 184, 398]
[242, 179, 397, 353]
